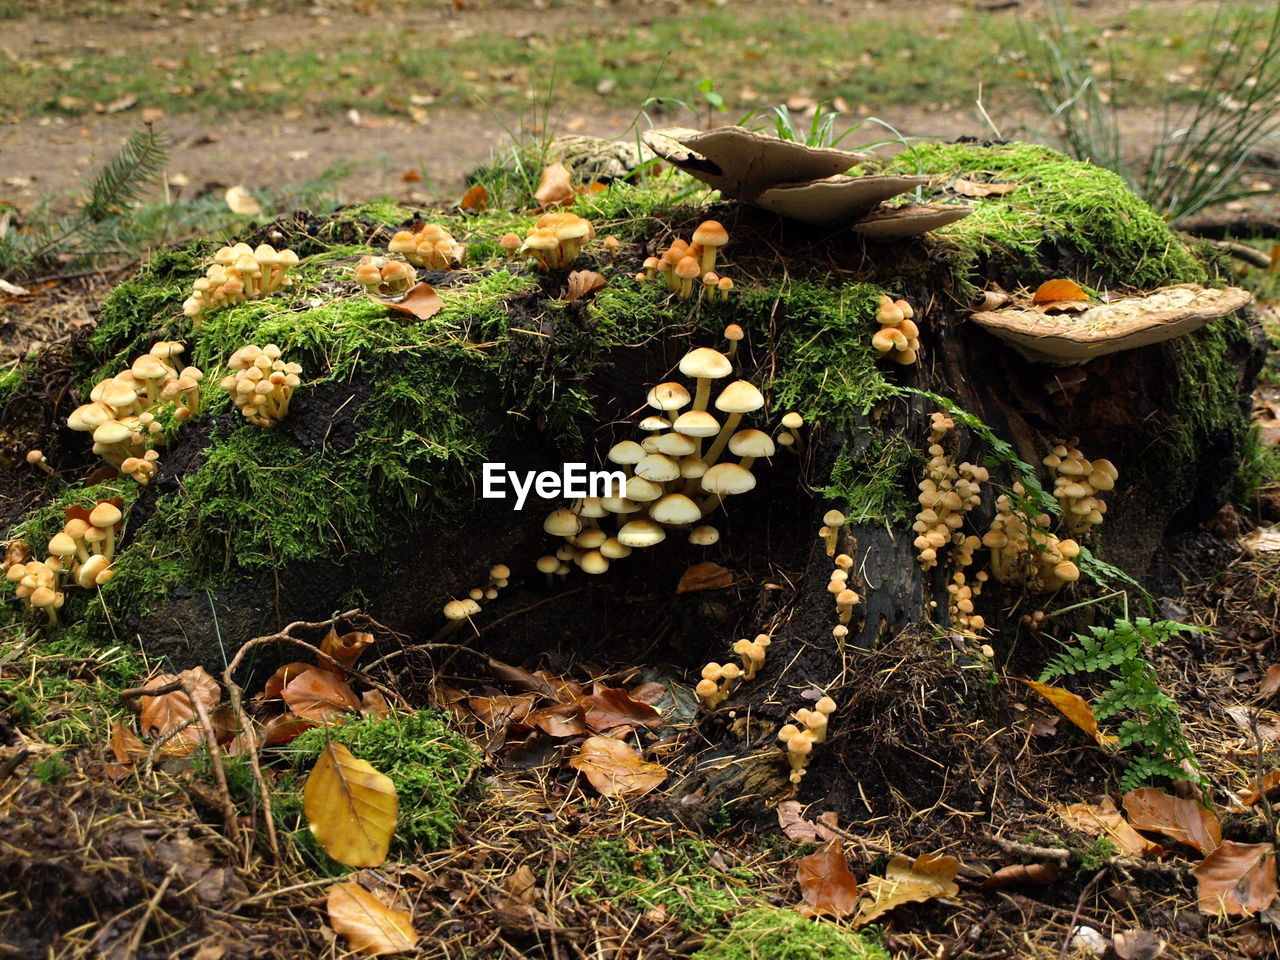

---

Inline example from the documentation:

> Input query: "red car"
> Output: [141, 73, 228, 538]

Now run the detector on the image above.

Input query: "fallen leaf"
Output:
[401, 170, 423, 182]
[103, 94, 138, 114]
[225, 185, 261, 216]
[139, 667, 222, 751]
[855, 852, 961, 927]
[110, 721, 148, 763]
[371, 282, 443, 322]
[569, 735, 667, 798]
[360, 690, 394, 721]
[459, 183, 489, 212]
[1241, 524, 1280, 556]
[564, 270, 607, 302]
[534, 162, 574, 209]
[319, 629, 374, 673]
[282, 668, 361, 722]
[953, 177, 1019, 197]
[259, 713, 314, 748]
[304, 742, 398, 867]
[1031, 278, 1087, 304]
[0, 278, 30, 296]
[776, 801, 844, 843]
[1020, 679, 1118, 748]
[1122, 787, 1221, 855]
[487, 658, 559, 699]
[467, 694, 536, 728]
[676, 561, 734, 594]
[326, 881, 417, 955]
[581, 686, 663, 733]
[1056, 798, 1163, 858]
[259, 661, 315, 700]
[1260, 665, 1280, 698]
[1113, 928, 1167, 960]
[1239, 769, 1280, 806]
[1225, 705, 1280, 741]
[796, 843, 860, 919]
[1193, 841, 1279, 917]
[980, 862, 1062, 887]
[628, 682, 667, 706]
[526, 702, 586, 737]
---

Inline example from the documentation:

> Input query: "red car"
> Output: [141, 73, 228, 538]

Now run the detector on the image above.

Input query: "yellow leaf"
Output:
[1031, 278, 1086, 303]
[854, 853, 960, 927]
[326, 881, 417, 955]
[568, 735, 667, 798]
[1020, 679, 1118, 748]
[534, 162, 574, 209]
[304, 742, 398, 867]
[224, 185, 261, 216]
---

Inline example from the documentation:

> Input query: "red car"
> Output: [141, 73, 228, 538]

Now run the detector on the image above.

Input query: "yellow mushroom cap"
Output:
[713, 380, 765, 415]
[692, 220, 729, 249]
[647, 381, 692, 411]
[543, 508, 581, 537]
[617, 518, 667, 547]
[649, 493, 702, 526]
[695, 678, 719, 699]
[673, 410, 720, 437]
[679, 347, 733, 381]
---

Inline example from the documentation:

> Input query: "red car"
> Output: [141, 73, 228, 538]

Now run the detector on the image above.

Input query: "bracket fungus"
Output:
[969, 283, 1252, 364]
[872, 295, 922, 366]
[388, 223, 466, 271]
[538, 329, 782, 575]
[218, 343, 302, 428]
[183, 242, 298, 324]
[519, 212, 595, 270]
[67, 342, 204, 480]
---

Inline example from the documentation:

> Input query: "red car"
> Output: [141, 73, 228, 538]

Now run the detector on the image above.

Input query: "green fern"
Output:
[82, 125, 168, 223]
[1040, 618, 1206, 792]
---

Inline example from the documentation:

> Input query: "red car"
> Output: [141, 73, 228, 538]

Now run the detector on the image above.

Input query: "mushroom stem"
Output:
[702, 412, 743, 465]
[691, 377, 712, 413]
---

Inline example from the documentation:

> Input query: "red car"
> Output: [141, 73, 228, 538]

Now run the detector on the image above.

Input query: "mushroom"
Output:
[820, 510, 846, 556]
[25, 449, 53, 476]
[702, 379, 764, 465]
[675, 256, 701, 299]
[678, 347, 733, 413]
[691, 221, 729, 275]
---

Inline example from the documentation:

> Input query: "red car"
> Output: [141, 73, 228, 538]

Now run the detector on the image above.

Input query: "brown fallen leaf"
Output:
[360, 690, 394, 721]
[1122, 787, 1221, 855]
[282, 668, 361, 722]
[527, 702, 586, 737]
[568, 735, 667, 798]
[1193, 840, 1279, 917]
[259, 661, 315, 701]
[467, 694, 536, 729]
[327, 881, 417, 956]
[980, 862, 1062, 887]
[534, 162, 574, 209]
[1113, 928, 1167, 960]
[953, 177, 1018, 198]
[304, 742, 398, 868]
[259, 713, 315, 748]
[796, 843, 860, 919]
[855, 852, 961, 927]
[628, 682, 667, 707]
[488, 658, 560, 699]
[459, 183, 489, 212]
[106, 721, 149, 777]
[776, 801, 844, 843]
[225, 185, 261, 216]
[1031, 278, 1087, 304]
[1056, 798, 1163, 859]
[676, 561, 734, 593]
[1260, 664, 1280, 698]
[319, 628, 374, 673]
[581, 686, 663, 734]
[1239, 769, 1280, 806]
[371, 282, 443, 322]
[1019, 679, 1118, 748]
[1225, 705, 1280, 741]
[139, 667, 222, 751]
[564, 270, 607, 302]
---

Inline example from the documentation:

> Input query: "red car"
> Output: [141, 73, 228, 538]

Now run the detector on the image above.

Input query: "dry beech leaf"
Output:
[1192, 840, 1279, 917]
[1225, 705, 1280, 741]
[319, 629, 374, 674]
[565, 270, 607, 302]
[980, 862, 1062, 888]
[1031, 278, 1087, 304]
[459, 183, 489, 212]
[1260, 664, 1280, 698]
[527, 702, 586, 737]
[569, 735, 667, 798]
[629, 682, 667, 707]
[260, 662, 315, 701]
[1056, 798, 1163, 859]
[107, 721, 149, 777]
[1019, 679, 1118, 748]
[467, 694, 536, 728]
[1122, 787, 1221, 855]
[855, 853, 961, 927]
[796, 843, 860, 919]
[953, 177, 1018, 198]
[282, 668, 361, 722]
[534, 669, 586, 703]
[1113, 929, 1167, 960]
[581, 687, 663, 734]
[139, 667, 221, 750]
[534, 162, 574, 209]
[1239, 769, 1280, 806]
[372, 282, 443, 321]
[676, 561, 734, 593]
[578, 181, 608, 196]
[360, 690, 394, 721]
[488, 658, 559, 699]
[326, 880, 417, 956]
[224, 185, 261, 216]
[304, 742, 398, 867]
[502, 864, 538, 904]
[260, 713, 315, 748]
[777, 801, 843, 843]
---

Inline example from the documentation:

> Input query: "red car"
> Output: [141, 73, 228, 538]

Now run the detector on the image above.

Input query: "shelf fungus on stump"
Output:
[968, 283, 1252, 364]
[640, 125, 972, 233]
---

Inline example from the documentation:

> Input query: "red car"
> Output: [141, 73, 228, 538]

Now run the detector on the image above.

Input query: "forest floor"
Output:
[3, 2, 1280, 959]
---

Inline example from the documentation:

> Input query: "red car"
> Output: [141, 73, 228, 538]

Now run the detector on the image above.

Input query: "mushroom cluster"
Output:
[218, 344, 302, 428]
[777, 696, 837, 785]
[516, 212, 595, 270]
[637, 220, 732, 301]
[733, 633, 772, 680]
[1043, 443, 1116, 537]
[946, 570, 989, 636]
[913, 413, 988, 571]
[67, 342, 204, 482]
[437, 563, 511, 639]
[354, 255, 416, 298]
[183, 242, 298, 324]
[537, 329, 785, 575]
[827, 552, 861, 646]
[389, 223, 466, 270]
[4, 501, 124, 625]
[695, 633, 772, 709]
[818, 509, 846, 557]
[983, 483, 1081, 592]
[872, 295, 921, 365]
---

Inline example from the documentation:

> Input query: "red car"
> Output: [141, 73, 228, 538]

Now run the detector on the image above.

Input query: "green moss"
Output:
[823, 435, 918, 524]
[692, 907, 890, 960]
[1164, 314, 1257, 462]
[886, 142, 1206, 294]
[567, 837, 760, 929]
[0, 360, 23, 406]
[285, 710, 481, 854]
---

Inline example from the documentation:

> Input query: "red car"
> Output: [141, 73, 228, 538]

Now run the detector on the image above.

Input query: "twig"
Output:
[1209, 239, 1274, 269]
[978, 834, 1071, 865]
[123, 863, 178, 960]
[223, 665, 280, 867]
[1058, 866, 1108, 960]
